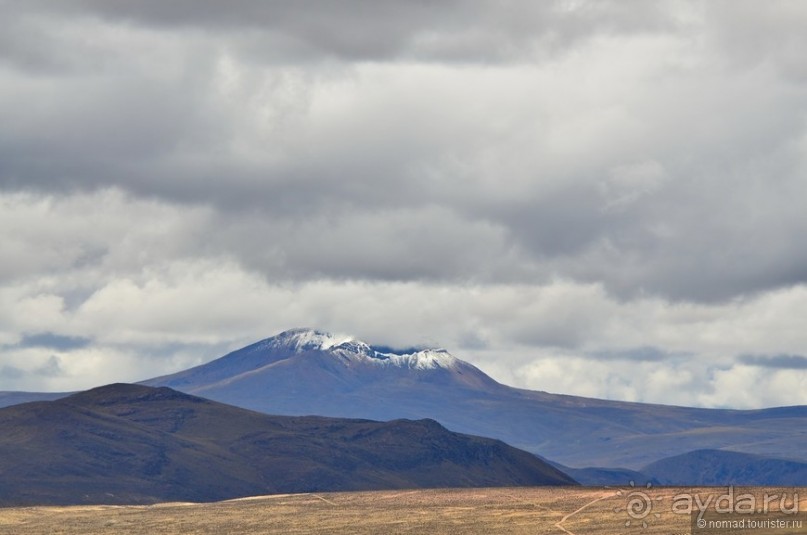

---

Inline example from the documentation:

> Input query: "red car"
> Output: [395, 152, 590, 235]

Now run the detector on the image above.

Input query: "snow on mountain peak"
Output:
[272, 328, 356, 351]
[369, 348, 459, 370]
[269, 329, 458, 371]
[410, 349, 459, 370]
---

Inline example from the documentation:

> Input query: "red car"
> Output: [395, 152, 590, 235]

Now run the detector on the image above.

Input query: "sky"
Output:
[1, 0, 806, 408]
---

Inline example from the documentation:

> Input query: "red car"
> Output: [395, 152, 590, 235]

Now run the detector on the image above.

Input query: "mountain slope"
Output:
[642, 449, 807, 486]
[0, 383, 575, 506]
[143, 329, 807, 474]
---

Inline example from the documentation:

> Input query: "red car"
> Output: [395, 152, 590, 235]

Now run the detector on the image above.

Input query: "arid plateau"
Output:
[2, 487, 806, 535]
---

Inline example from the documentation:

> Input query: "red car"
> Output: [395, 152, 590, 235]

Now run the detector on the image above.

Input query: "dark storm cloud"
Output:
[738, 354, 807, 370]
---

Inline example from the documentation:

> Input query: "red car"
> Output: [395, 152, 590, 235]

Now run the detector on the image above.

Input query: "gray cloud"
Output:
[0, 365, 24, 379]
[738, 354, 807, 370]
[18, 333, 91, 351]
[2, 2, 804, 301]
[2, 1, 680, 66]
[588, 346, 688, 363]
[1, 1, 806, 406]
[34, 355, 65, 377]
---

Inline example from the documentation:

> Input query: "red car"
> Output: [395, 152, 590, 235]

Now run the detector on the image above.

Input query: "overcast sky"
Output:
[1, 0, 806, 408]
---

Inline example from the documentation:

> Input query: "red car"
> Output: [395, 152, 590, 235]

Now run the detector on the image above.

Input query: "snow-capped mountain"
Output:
[143, 328, 499, 395]
[255, 328, 461, 370]
[142, 329, 807, 476]
[3, 328, 806, 481]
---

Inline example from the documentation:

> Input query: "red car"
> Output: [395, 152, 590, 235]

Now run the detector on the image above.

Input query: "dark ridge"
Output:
[0, 383, 576, 506]
[62, 383, 208, 406]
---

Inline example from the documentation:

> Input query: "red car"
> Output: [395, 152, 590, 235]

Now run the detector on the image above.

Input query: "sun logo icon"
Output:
[614, 481, 663, 529]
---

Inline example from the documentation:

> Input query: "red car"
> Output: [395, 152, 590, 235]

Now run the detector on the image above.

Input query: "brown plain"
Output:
[1, 487, 804, 535]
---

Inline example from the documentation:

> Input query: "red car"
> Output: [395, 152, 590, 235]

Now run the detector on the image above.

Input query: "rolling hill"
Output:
[0, 383, 575, 506]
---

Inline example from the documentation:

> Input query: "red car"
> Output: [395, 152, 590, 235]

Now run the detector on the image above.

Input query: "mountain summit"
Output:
[144, 328, 500, 396]
[260, 328, 461, 370]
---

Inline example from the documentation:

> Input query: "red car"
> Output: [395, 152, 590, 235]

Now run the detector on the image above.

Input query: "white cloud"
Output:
[1, 2, 806, 407]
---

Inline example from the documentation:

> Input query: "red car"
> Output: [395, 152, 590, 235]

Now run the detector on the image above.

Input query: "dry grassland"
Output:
[0, 487, 804, 534]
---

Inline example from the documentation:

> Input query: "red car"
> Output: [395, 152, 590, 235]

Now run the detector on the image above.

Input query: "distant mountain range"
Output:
[0, 383, 574, 506]
[642, 449, 807, 486]
[3, 328, 806, 486]
[143, 330, 807, 473]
